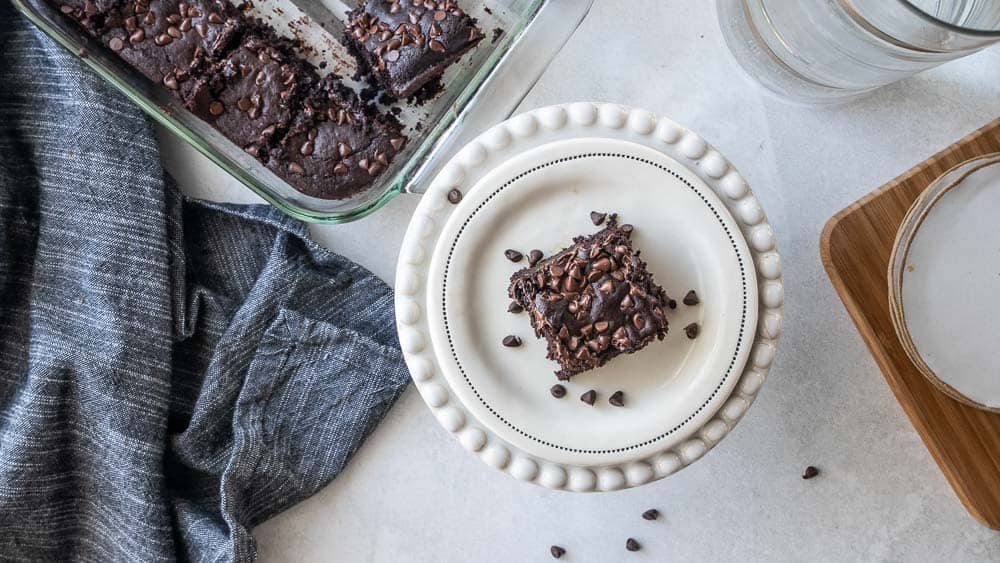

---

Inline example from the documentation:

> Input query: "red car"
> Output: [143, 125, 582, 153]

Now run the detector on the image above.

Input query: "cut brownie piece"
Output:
[94, 0, 243, 103]
[189, 30, 316, 156]
[266, 75, 407, 200]
[508, 221, 669, 379]
[345, 0, 485, 98]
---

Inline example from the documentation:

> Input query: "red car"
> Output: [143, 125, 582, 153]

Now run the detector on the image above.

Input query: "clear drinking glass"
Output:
[717, 0, 1000, 103]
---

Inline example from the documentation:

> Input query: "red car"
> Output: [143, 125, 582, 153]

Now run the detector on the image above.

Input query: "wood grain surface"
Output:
[820, 119, 1000, 529]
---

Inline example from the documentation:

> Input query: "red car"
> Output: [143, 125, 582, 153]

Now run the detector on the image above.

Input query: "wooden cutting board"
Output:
[821, 119, 1000, 529]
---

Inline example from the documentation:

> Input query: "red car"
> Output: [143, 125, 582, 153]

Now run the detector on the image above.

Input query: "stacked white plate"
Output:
[395, 103, 783, 491]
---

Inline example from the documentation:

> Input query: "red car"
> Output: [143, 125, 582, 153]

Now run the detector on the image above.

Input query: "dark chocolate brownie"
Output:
[266, 75, 407, 199]
[94, 0, 243, 103]
[189, 31, 315, 155]
[345, 0, 484, 98]
[508, 221, 670, 379]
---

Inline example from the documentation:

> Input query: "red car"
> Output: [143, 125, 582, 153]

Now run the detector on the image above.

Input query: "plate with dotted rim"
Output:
[396, 103, 783, 491]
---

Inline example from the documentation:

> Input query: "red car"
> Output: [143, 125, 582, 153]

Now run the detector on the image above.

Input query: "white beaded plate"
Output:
[395, 103, 783, 491]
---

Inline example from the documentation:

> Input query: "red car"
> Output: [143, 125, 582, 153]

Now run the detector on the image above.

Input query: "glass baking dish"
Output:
[13, 0, 593, 223]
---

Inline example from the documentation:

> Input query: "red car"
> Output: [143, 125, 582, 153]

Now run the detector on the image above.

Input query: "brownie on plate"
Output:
[266, 75, 407, 200]
[345, 0, 485, 98]
[508, 220, 670, 380]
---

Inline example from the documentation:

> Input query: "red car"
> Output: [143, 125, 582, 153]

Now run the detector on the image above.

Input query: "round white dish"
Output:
[889, 154, 1000, 412]
[396, 103, 784, 491]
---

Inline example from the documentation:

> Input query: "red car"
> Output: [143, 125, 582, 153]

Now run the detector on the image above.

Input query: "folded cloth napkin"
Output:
[0, 4, 409, 561]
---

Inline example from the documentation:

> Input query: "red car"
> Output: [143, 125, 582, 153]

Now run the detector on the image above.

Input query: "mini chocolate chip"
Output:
[390, 137, 406, 151]
[129, 29, 145, 44]
[434, 9, 447, 21]
[288, 162, 306, 175]
[502, 335, 522, 347]
[550, 384, 566, 399]
[504, 249, 524, 263]
[684, 322, 700, 339]
[683, 290, 700, 306]
[550, 545, 565, 559]
[300, 141, 315, 156]
[508, 301, 524, 314]
[447, 188, 462, 204]
[590, 211, 607, 226]
[162, 74, 178, 90]
[609, 390, 625, 407]
[668, 299, 677, 309]
[802, 466, 820, 479]
[108, 37, 124, 51]
[641, 509, 659, 521]
[333, 163, 349, 175]
[580, 389, 597, 405]
[528, 250, 544, 266]
[429, 39, 446, 52]
[625, 538, 641, 552]
[386, 49, 400, 62]
[208, 101, 224, 116]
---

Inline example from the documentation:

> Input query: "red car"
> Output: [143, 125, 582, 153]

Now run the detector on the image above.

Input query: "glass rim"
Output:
[898, 0, 1000, 37]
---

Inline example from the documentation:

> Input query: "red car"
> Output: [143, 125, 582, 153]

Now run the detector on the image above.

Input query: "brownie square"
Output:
[94, 0, 243, 103]
[266, 75, 407, 200]
[508, 221, 670, 379]
[345, 0, 485, 98]
[189, 31, 316, 155]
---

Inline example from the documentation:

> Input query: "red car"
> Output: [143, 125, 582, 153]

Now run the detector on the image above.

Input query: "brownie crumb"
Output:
[491, 27, 504, 43]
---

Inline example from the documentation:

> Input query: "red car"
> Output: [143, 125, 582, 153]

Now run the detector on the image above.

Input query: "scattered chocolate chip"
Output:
[550, 384, 566, 399]
[684, 323, 700, 339]
[502, 335, 522, 348]
[504, 249, 524, 263]
[580, 389, 597, 405]
[508, 301, 524, 314]
[550, 545, 565, 559]
[590, 211, 607, 226]
[668, 299, 677, 309]
[447, 188, 462, 204]
[625, 538, 641, 552]
[609, 390, 625, 407]
[802, 466, 820, 479]
[528, 249, 544, 266]
[641, 509, 659, 521]
[683, 290, 700, 306]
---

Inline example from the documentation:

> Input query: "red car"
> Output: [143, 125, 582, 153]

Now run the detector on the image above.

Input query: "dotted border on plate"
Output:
[395, 103, 784, 492]
[440, 153, 749, 454]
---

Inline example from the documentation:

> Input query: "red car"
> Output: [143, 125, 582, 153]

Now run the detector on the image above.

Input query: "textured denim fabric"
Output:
[0, 4, 409, 560]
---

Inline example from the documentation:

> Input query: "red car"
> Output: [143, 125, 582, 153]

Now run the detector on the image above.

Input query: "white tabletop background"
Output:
[158, 1, 1000, 560]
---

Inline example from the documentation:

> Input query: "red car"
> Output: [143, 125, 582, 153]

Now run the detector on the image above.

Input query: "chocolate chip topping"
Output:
[502, 335, 522, 348]
[528, 249, 544, 266]
[683, 290, 700, 306]
[609, 390, 625, 407]
[580, 389, 597, 405]
[684, 322, 700, 339]
[507, 221, 669, 379]
[504, 249, 523, 263]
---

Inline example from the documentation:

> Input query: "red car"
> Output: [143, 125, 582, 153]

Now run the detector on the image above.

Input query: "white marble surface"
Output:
[158, 1, 1000, 561]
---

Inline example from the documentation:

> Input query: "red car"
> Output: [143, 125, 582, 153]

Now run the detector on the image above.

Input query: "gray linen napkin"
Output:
[0, 4, 409, 560]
